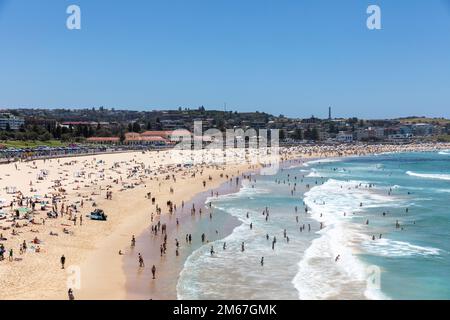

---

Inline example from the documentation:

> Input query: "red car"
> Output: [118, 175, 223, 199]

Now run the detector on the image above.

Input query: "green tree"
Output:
[119, 131, 126, 144]
[54, 125, 62, 139]
[82, 126, 89, 138]
[311, 127, 319, 141]
[132, 122, 141, 133]
[292, 129, 303, 140]
[279, 129, 286, 140]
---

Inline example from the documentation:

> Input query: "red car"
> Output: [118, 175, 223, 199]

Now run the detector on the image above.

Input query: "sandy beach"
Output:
[0, 149, 252, 299]
[1, 143, 449, 300]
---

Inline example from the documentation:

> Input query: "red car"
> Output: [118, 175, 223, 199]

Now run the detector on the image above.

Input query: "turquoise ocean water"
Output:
[177, 151, 450, 300]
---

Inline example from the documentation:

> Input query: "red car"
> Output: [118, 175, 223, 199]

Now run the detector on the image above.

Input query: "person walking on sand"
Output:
[131, 235, 136, 247]
[151, 265, 156, 279]
[138, 253, 145, 267]
[61, 255, 66, 269]
[68, 288, 75, 300]
[261, 257, 264, 267]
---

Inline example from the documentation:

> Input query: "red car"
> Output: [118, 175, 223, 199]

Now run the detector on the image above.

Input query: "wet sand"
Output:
[124, 179, 244, 299]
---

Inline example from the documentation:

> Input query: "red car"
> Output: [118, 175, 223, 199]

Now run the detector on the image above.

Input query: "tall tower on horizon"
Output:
[328, 106, 332, 120]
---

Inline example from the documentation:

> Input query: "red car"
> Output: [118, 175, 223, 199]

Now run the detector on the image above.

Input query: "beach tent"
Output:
[15, 207, 32, 219]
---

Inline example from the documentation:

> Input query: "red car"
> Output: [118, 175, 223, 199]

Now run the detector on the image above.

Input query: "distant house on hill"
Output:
[0, 113, 25, 130]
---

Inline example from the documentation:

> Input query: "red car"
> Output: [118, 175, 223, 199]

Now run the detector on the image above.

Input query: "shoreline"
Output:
[1, 143, 450, 300]
[123, 158, 315, 300]
[123, 177, 245, 300]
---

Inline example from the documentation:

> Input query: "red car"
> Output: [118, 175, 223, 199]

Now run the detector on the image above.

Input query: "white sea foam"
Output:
[205, 183, 270, 205]
[361, 238, 441, 257]
[292, 179, 394, 300]
[406, 171, 450, 181]
[179, 182, 304, 300]
[306, 169, 322, 178]
[284, 164, 307, 170]
[303, 158, 341, 167]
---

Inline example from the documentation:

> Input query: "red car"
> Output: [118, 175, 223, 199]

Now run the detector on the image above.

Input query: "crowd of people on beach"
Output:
[1, 142, 449, 299]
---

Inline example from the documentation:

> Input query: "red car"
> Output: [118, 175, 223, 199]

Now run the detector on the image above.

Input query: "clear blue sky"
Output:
[1, 0, 450, 119]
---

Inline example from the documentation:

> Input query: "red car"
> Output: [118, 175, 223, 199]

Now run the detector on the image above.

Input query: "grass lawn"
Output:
[436, 135, 450, 142]
[0, 140, 67, 149]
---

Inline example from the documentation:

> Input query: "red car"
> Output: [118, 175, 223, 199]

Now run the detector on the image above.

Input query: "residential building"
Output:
[356, 127, 385, 141]
[336, 131, 354, 143]
[0, 113, 25, 130]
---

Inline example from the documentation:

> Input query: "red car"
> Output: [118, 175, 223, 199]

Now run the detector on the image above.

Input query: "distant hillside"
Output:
[4, 108, 274, 124]
[397, 117, 450, 125]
